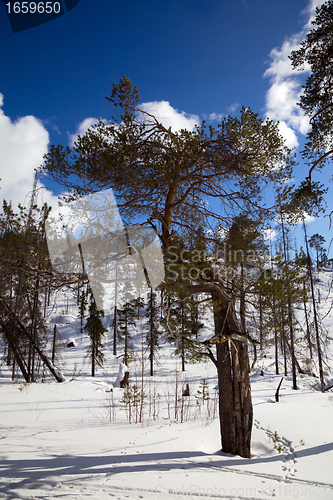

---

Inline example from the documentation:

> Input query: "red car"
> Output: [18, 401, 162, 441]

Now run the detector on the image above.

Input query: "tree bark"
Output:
[212, 294, 253, 458]
[188, 281, 253, 458]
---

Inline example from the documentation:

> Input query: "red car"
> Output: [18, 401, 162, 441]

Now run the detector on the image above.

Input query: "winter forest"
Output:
[1, 3, 333, 499]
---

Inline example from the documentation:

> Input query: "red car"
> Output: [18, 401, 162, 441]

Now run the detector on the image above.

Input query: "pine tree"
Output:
[117, 299, 137, 366]
[165, 292, 203, 371]
[223, 214, 265, 337]
[308, 233, 326, 269]
[290, 0, 333, 180]
[303, 220, 325, 392]
[42, 76, 296, 458]
[84, 290, 106, 377]
[145, 289, 160, 376]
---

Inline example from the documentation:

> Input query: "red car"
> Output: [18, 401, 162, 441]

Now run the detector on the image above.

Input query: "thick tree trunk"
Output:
[217, 341, 235, 453]
[188, 281, 253, 458]
[213, 298, 253, 458]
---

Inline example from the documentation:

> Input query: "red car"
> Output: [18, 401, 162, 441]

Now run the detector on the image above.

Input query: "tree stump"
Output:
[182, 383, 190, 396]
[120, 370, 129, 388]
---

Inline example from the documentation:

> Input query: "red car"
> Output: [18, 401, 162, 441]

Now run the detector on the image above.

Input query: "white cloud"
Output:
[228, 103, 239, 114]
[140, 101, 199, 132]
[69, 117, 99, 147]
[277, 211, 316, 225]
[70, 102, 199, 150]
[207, 112, 224, 122]
[276, 120, 299, 149]
[0, 93, 57, 211]
[298, 212, 316, 224]
[263, 228, 278, 241]
[263, 0, 326, 147]
[303, 0, 326, 29]
[263, 34, 309, 82]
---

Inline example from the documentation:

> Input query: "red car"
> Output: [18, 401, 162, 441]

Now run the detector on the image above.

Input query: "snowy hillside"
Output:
[1, 272, 333, 500]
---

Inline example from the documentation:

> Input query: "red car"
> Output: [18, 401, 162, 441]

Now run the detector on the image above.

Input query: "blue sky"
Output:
[0, 0, 331, 256]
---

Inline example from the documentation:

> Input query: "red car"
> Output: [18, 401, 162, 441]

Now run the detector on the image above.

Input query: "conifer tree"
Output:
[309, 233, 326, 269]
[145, 289, 160, 376]
[84, 290, 106, 377]
[0, 200, 51, 382]
[117, 299, 137, 366]
[303, 220, 325, 392]
[78, 287, 88, 334]
[42, 76, 297, 458]
[290, 0, 333, 180]
[165, 292, 203, 371]
[223, 214, 265, 337]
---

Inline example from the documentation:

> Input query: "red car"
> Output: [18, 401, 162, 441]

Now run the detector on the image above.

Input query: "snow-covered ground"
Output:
[1, 272, 333, 500]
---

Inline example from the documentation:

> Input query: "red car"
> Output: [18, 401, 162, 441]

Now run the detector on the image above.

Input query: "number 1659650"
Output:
[5, 2, 61, 14]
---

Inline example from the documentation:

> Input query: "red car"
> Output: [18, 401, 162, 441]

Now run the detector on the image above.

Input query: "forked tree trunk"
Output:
[189, 281, 253, 458]
[213, 297, 253, 458]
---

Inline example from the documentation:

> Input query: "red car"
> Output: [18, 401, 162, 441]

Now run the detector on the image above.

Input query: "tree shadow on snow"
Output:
[0, 442, 332, 497]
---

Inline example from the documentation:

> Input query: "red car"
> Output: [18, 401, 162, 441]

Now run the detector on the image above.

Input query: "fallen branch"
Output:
[275, 377, 284, 402]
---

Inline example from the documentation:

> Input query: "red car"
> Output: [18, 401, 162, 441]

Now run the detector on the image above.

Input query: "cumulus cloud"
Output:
[0, 93, 57, 211]
[263, 0, 325, 148]
[276, 121, 299, 149]
[68, 117, 100, 147]
[140, 101, 199, 132]
[298, 212, 316, 224]
[69, 100, 199, 146]
[303, 0, 327, 28]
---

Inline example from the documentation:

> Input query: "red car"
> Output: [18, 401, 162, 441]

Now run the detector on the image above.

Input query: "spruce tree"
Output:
[84, 290, 106, 377]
